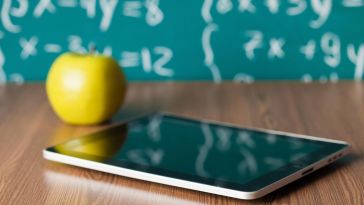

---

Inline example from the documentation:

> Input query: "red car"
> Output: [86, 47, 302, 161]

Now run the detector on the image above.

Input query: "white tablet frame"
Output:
[43, 112, 351, 200]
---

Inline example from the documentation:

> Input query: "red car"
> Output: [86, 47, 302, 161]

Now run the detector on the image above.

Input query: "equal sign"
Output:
[342, 0, 364, 7]
[57, 0, 77, 7]
[123, 1, 143, 17]
[120, 51, 140, 67]
[44, 44, 62, 53]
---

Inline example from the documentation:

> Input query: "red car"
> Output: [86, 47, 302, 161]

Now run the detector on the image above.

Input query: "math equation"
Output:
[1, 0, 364, 83]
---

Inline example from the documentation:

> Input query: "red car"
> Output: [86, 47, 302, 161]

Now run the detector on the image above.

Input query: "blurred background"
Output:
[1, 0, 364, 84]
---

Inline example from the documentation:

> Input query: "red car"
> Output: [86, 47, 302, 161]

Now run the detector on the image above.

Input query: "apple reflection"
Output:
[54, 124, 128, 162]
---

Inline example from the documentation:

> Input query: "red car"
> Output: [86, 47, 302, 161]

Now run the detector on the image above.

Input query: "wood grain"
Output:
[0, 82, 363, 205]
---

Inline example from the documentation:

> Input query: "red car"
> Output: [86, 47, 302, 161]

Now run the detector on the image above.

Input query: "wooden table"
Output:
[0, 82, 363, 205]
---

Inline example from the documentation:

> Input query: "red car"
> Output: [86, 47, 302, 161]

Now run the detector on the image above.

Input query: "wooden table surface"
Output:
[0, 82, 363, 205]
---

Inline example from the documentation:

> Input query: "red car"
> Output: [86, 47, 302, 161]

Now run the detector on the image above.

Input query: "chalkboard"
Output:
[1, 0, 364, 84]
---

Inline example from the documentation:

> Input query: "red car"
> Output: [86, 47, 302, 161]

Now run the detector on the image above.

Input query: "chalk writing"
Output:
[0, 0, 363, 82]
[121, 46, 174, 77]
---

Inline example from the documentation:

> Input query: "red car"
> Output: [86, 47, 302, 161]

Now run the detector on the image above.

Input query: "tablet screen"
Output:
[49, 113, 347, 191]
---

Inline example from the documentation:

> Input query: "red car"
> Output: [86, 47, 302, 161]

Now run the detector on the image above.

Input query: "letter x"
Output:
[268, 38, 285, 59]
[34, 0, 56, 18]
[238, 0, 256, 13]
[19, 36, 38, 60]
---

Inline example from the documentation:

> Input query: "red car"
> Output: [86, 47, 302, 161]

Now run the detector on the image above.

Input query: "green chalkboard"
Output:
[1, 0, 364, 84]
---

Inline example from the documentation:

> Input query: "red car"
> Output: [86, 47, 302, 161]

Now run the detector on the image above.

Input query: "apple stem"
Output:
[89, 44, 97, 55]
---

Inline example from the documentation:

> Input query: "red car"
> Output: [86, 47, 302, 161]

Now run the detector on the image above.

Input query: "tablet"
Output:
[43, 112, 351, 200]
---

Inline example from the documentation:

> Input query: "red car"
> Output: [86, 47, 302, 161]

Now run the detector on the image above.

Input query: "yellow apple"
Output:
[46, 52, 127, 125]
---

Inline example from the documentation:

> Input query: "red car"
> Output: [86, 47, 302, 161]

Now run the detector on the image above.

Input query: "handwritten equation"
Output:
[1, 0, 364, 84]
[1, 0, 163, 33]
[202, 0, 364, 83]
[215, 0, 364, 29]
